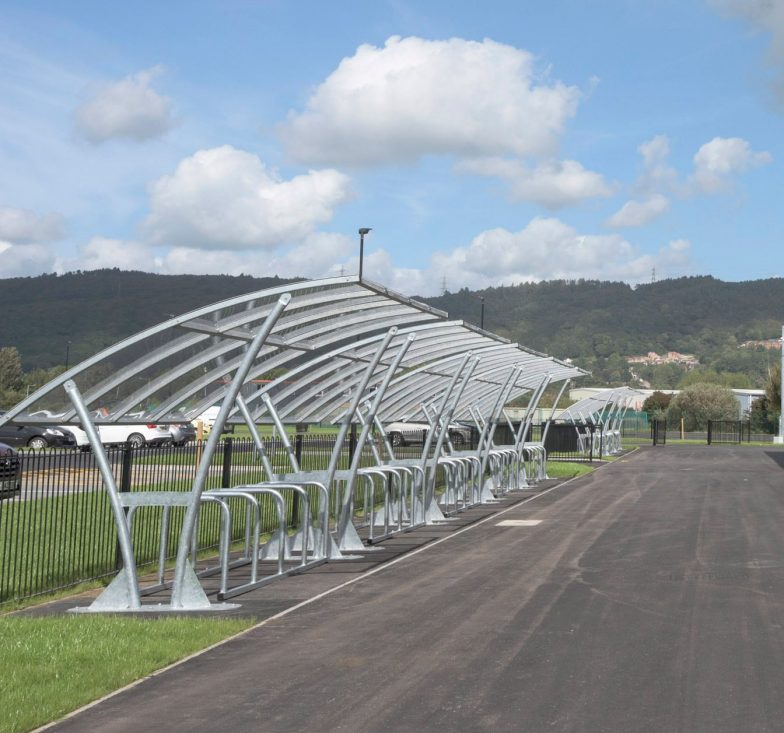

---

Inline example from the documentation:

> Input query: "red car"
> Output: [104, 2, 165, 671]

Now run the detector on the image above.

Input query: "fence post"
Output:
[115, 446, 133, 569]
[707, 421, 712, 445]
[290, 432, 304, 524]
[588, 424, 594, 463]
[221, 437, 233, 488]
[348, 423, 357, 468]
[294, 432, 304, 470]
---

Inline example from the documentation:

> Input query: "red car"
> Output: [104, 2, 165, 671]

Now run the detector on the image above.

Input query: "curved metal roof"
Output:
[561, 387, 642, 422]
[1, 276, 588, 427]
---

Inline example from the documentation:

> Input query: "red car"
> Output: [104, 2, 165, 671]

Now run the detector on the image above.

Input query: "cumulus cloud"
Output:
[457, 157, 612, 208]
[606, 194, 670, 228]
[690, 136, 772, 193]
[143, 146, 352, 249]
[635, 135, 679, 194]
[281, 36, 580, 166]
[73, 236, 162, 271]
[163, 232, 354, 277]
[0, 206, 64, 244]
[75, 66, 177, 143]
[66, 231, 354, 280]
[606, 134, 770, 229]
[0, 242, 57, 277]
[63, 219, 691, 297]
[374, 218, 692, 295]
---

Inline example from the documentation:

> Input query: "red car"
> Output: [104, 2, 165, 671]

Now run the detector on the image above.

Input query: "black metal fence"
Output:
[707, 420, 752, 444]
[652, 419, 667, 446]
[0, 423, 609, 606]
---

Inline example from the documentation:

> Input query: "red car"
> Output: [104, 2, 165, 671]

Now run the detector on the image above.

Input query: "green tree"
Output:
[642, 391, 672, 419]
[753, 363, 783, 434]
[765, 363, 781, 411]
[666, 382, 740, 431]
[0, 347, 25, 409]
[0, 347, 24, 391]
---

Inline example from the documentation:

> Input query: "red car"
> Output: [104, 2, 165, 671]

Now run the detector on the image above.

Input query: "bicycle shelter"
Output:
[1, 276, 587, 611]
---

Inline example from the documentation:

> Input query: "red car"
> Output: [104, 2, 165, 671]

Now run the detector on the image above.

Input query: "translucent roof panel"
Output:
[1, 276, 589, 427]
[2, 277, 445, 425]
[560, 387, 643, 422]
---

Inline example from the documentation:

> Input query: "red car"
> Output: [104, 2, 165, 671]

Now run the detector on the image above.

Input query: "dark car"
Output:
[0, 442, 21, 499]
[168, 422, 196, 446]
[0, 412, 76, 449]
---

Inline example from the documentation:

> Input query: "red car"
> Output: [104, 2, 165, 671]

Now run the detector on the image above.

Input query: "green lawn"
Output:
[0, 615, 254, 733]
[546, 461, 595, 479]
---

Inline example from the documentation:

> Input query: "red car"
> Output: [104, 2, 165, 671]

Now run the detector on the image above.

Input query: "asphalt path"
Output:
[43, 446, 784, 733]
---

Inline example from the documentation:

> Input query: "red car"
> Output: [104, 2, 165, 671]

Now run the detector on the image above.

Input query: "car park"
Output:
[384, 421, 472, 448]
[0, 441, 22, 499]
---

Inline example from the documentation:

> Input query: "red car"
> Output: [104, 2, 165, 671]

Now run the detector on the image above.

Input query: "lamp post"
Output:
[478, 296, 485, 330]
[358, 228, 371, 280]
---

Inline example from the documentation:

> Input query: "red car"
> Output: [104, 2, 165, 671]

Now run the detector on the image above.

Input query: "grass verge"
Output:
[546, 461, 595, 479]
[0, 615, 254, 733]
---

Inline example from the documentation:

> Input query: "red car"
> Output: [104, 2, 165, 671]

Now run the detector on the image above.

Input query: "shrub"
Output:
[666, 382, 739, 431]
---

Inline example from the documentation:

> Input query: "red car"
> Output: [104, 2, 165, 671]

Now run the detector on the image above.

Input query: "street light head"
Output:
[358, 227, 372, 235]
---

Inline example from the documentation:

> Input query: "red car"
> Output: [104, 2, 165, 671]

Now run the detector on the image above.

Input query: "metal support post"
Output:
[336, 334, 416, 547]
[170, 292, 291, 610]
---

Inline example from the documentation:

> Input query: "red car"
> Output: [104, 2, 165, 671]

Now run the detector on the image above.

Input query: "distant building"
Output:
[625, 351, 699, 368]
[739, 339, 782, 350]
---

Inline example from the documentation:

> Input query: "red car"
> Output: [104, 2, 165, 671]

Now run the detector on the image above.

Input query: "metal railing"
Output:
[0, 435, 370, 606]
[707, 420, 752, 445]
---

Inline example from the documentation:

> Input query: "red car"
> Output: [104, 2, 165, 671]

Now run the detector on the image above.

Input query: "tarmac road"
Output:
[45, 446, 784, 733]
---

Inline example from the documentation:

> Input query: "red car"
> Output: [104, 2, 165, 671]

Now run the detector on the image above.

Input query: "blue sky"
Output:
[1, 0, 782, 295]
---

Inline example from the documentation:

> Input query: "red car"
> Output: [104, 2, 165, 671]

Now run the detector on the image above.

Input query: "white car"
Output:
[191, 406, 220, 434]
[61, 423, 172, 450]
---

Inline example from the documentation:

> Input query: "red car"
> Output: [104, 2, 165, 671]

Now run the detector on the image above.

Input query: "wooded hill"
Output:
[2, 270, 782, 388]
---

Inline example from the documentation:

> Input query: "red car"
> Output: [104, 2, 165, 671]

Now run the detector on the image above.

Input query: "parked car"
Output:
[0, 442, 21, 499]
[0, 412, 76, 449]
[57, 422, 176, 450]
[192, 406, 220, 433]
[97, 423, 172, 449]
[384, 421, 472, 448]
[169, 422, 196, 446]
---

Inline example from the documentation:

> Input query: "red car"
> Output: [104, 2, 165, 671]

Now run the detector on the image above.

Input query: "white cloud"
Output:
[635, 134, 679, 194]
[0, 206, 63, 244]
[281, 36, 581, 166]
[163, 232, 354, 277]
[458, 157, 612, 208]
[691, 136, 772, 193]
[73, 236, 162, 271]
[605, 194, 670, 228]
[381, 218, 693, 295]
[75, 66, 177, 143]
[61, 219, 691, 297]
[66, 231, 354, 279]
[143, 146, 352, 250]
[0, 242, 56, 276]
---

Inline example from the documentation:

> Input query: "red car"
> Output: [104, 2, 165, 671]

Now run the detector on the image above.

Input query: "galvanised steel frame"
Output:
[561, 388, 642, 457]
[2, 276, 588, 611]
